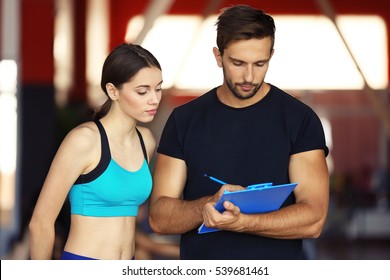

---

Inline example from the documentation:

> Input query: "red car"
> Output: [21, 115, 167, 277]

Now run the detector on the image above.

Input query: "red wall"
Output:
[21, 0, 54, 84]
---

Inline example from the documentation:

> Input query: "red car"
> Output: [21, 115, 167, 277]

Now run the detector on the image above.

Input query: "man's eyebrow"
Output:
[228, 56, 243, 62]
[228, 56, 270, 63]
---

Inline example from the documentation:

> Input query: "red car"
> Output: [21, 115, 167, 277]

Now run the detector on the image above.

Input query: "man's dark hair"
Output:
[215, 5, 276, 55]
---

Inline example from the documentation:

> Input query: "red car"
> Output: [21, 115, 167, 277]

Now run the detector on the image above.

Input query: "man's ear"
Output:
[213, 47, 223, 68]
[105, 83, 118, 100]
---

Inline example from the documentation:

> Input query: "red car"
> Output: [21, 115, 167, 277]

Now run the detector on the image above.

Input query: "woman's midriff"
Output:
[63, 215, 136, 260]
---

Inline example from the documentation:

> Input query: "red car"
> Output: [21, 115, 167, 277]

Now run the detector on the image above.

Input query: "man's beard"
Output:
[223, 68, 262, 100]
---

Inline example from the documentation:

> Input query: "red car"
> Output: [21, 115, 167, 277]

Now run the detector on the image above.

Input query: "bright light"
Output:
[267, 15, 388, 90]
[336, 15, 388, 89]
[0, 60, 17, 93]
[0, 60, 18, 174]
[175, 16, 222, 89]
[0, 94, 17, 173]
[53, 0, 74, 106]
[126, 14, 388, 92]
[321, 117, 334, 174]
[267, 16, 364, 90]
[127, 15, 204, 89]
[125, 15, 145, 43]
[86, 0, 109, 108]
[0, 60, 18, 211]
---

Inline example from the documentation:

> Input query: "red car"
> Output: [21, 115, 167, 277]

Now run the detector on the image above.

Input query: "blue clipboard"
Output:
[198, 182, 297, 234]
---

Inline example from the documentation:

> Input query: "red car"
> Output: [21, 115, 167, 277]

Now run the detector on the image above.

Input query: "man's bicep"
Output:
[151, 153, 187, 203]
[289, 149, 329, 208]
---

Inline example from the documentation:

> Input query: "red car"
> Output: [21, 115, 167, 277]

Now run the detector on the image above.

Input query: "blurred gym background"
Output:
[0, 0, 389, 259]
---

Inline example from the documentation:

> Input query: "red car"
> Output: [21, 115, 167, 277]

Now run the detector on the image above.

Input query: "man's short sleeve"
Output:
[157, 110, 185, 160]
[291, 108, 329, 157]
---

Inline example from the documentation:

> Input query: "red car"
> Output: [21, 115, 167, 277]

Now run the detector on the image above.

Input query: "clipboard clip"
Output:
[246, 183, 273, 189]
[222, 183, 274, 194]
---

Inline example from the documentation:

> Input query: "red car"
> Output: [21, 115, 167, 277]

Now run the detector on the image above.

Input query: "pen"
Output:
[204, 174, 227, 185]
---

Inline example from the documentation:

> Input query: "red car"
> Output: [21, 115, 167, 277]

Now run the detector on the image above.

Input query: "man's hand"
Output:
[203, 186, 245, 232]
[207, 184, 245, 204]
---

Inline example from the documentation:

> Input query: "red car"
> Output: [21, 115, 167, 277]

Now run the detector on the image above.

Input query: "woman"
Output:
[29, 43, 163, 260]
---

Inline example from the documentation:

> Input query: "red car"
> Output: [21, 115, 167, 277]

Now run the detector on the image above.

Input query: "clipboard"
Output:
[198, 182, 297, 234]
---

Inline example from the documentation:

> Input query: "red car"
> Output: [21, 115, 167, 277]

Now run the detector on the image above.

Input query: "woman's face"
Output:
[116, 67, 163, 123]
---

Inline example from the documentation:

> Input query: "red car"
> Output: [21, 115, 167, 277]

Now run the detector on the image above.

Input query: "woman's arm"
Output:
[29, 124, 98, 259]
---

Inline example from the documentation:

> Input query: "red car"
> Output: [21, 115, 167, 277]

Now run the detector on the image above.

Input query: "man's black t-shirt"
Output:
[157, 85, 328, 259]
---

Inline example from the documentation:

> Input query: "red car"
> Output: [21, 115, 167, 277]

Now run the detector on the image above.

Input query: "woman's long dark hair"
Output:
[93, 43, 161, 121]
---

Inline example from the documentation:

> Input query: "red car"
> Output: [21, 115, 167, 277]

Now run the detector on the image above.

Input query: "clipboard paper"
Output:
[198, 182, 297, 234]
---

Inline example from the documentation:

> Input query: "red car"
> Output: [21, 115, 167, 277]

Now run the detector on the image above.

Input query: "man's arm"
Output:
[149, 154, 208, 234]
[202, 149, 329, 239]
[149, 154, 244, 234]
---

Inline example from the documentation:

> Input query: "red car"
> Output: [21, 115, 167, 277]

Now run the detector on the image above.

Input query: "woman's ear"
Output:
[105, 83, 118, 100]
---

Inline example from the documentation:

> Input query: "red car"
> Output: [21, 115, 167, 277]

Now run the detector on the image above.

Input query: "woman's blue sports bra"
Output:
[68, 120, 152, 217]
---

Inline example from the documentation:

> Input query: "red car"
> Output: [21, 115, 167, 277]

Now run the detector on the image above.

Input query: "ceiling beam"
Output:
[315, 0, 390, 140]
[134, 0, 175, 45]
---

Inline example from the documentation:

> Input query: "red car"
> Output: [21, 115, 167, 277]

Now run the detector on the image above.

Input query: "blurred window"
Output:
[126, 15, 388, 91]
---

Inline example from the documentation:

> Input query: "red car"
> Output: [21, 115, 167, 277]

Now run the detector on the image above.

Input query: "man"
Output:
[149, 4, 329, 260]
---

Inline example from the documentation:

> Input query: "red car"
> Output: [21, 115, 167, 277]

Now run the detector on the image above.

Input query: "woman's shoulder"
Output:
[61, 121, 100, 153]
